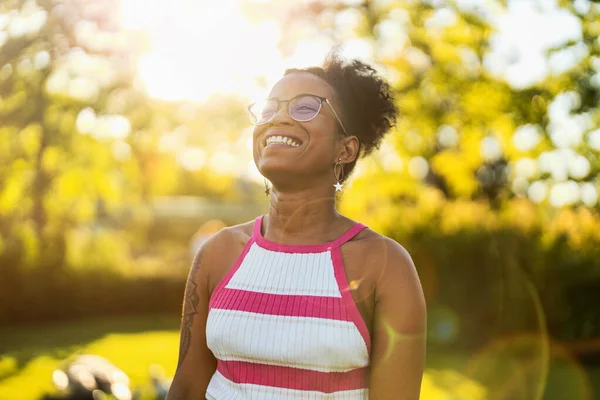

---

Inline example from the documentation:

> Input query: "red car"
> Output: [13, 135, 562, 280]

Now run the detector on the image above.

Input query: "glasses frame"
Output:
[248, 94, 349, 137]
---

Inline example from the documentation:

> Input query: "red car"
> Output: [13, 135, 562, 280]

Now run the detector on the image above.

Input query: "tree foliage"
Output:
[283, 0, 600, 209]
[0, 0, 256, 324]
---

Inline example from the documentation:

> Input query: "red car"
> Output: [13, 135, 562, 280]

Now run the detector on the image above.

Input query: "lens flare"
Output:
[381, 319, 426, 362]
[465, 272, 550, 400]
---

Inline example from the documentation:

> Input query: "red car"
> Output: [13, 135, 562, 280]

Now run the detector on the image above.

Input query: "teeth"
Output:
[266, 135, 300, 147]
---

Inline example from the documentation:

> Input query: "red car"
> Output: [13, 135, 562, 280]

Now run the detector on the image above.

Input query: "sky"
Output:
[117, 0, 586, 102]
[484, 0, 585, 88]
[118, 0, 285, 102]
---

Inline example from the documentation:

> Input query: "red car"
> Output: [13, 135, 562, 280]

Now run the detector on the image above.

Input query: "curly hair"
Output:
[284, 50, 398, 181]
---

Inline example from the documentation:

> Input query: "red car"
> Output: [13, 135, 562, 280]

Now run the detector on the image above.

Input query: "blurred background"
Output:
[0, 0, 599, 399]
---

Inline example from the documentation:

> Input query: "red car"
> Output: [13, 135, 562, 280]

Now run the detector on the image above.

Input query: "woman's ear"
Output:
[338, 136, 360, 163]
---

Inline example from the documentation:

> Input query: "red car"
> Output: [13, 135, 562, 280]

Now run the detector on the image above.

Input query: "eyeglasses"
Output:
[248, 94, 349, 136]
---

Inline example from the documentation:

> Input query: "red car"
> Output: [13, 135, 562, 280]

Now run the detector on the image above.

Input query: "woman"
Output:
[166, 53, 427, 400]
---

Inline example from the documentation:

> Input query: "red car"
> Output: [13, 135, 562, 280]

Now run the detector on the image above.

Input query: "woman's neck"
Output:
[263, 186, 349, 245]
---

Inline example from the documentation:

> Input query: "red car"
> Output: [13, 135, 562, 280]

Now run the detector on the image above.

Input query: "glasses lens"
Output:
[289, 95, 321, 122]
[249, 99, 278, 124]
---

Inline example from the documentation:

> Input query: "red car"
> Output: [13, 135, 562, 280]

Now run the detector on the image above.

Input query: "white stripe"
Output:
[206, 371, 369, 400]
[225, 243, 342, 297]
[206, 309, 369, 373]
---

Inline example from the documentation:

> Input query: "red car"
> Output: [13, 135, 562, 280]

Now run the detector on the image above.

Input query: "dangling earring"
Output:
[264, 177, 270, 196]
[333, 159, 344, 192]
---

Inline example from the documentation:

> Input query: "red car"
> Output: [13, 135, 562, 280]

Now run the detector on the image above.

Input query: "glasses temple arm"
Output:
[325, 99, 349, 137]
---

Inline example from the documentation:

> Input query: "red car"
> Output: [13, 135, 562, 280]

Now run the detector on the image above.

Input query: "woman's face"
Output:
[253, 72, 345, 186]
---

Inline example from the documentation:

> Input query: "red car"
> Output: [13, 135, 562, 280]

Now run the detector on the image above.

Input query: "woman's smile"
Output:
[264, 135, 302, 148]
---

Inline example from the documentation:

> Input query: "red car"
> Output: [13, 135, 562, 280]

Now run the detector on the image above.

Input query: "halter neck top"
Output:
[205, 215, 371, 399]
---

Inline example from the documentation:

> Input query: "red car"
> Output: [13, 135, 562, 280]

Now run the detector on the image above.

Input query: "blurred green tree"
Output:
[0, 0, 263, 324]
[0, 0, 144, 272]
[276, 0, 599, 211]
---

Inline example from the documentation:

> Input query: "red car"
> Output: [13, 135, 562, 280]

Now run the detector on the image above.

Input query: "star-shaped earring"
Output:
[334, 182, 343, 192]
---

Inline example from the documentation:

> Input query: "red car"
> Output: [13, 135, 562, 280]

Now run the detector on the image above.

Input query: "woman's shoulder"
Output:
[346, 223, 414, 277]
[200, 219, 254, 254]
[350, 222, 405, 251]
[194, 219, 256, 294]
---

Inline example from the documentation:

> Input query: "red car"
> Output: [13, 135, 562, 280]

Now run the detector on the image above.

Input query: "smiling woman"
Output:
[166, 51, 427, 400]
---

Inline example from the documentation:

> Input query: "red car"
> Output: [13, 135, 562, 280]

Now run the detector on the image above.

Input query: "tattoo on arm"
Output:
[177, 250, 203, 369]
[165, 384, 186, 400]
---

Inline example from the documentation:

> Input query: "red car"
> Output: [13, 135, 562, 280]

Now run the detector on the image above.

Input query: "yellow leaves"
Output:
[340, 167, 416, 233]
[44, 189, 96, 224]
[75, 199, 95, 222]
[0, 126, 16, 158]
[531, 95, 547, 115]
[461, 125, 486, 165]
[58, 111, 75, 137]
[43, 104, 61, 127]
[461, 82, 511, 121]
[543, 207, 600, 251]
[431, 150, 479, 198]
[65, 227, 131, 272]
[0, 89, 26, 115]
[443, 19, 487, 48]
[500, 198, 542, 233]
[16, 220, 39, 267]
[18, 123, 42, 157]
[489, 114, 516, 141]
[341, 161, 448, 235]
[50, 167, 127, 222]
[489, 114, 520, 159]
[440, 200, 498, 234]
[431, 41, 461, 64]
[0, 161, 33, 215]
[55, 169, 86, 198]
[385, 58, 417, 91]
[0, 176, 24, 215]
[585, 19, 600, 37]
[147, 155, 179, 196]
[398, 90, 422, 114]
[41, 146, 63, 173]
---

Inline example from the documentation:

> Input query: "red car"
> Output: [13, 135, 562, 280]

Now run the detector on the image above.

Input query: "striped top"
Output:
[205, 215, 371, 399]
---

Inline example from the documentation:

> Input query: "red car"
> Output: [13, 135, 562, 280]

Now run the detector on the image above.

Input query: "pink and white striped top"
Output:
[205, 215, 371, 399]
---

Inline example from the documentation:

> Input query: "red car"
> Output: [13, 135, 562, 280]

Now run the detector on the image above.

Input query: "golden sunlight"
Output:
[117, 0, 331, 102]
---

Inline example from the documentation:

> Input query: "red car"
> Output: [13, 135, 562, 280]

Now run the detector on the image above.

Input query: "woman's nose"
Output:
[269, 103, 294, 125]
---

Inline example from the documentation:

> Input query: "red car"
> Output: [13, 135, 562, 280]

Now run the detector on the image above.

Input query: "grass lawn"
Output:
[1, 314, 599, 400]
[0, 314, 181, 400]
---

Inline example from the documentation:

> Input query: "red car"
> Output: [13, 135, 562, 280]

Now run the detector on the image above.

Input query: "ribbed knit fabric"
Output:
[205, 215, 371, 399]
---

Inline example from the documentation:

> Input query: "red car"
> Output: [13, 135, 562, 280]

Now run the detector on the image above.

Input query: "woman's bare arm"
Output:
[166, 238, 219, 400]
[368, 239, 427, 400]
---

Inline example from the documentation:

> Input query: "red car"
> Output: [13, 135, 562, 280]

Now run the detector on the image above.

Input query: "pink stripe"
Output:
[209, 237, 255, 308]
[331, 247, 372, 355]
[211, 288, 351, 321]
[217, 360, 368, 392]
[330, 223, 367, 248]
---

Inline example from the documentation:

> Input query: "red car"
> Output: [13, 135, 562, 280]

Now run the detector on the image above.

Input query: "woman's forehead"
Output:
[268, 72, 336, 100]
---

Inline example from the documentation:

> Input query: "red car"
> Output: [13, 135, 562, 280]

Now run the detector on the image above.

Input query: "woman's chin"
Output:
[257, 159, 299, 179]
